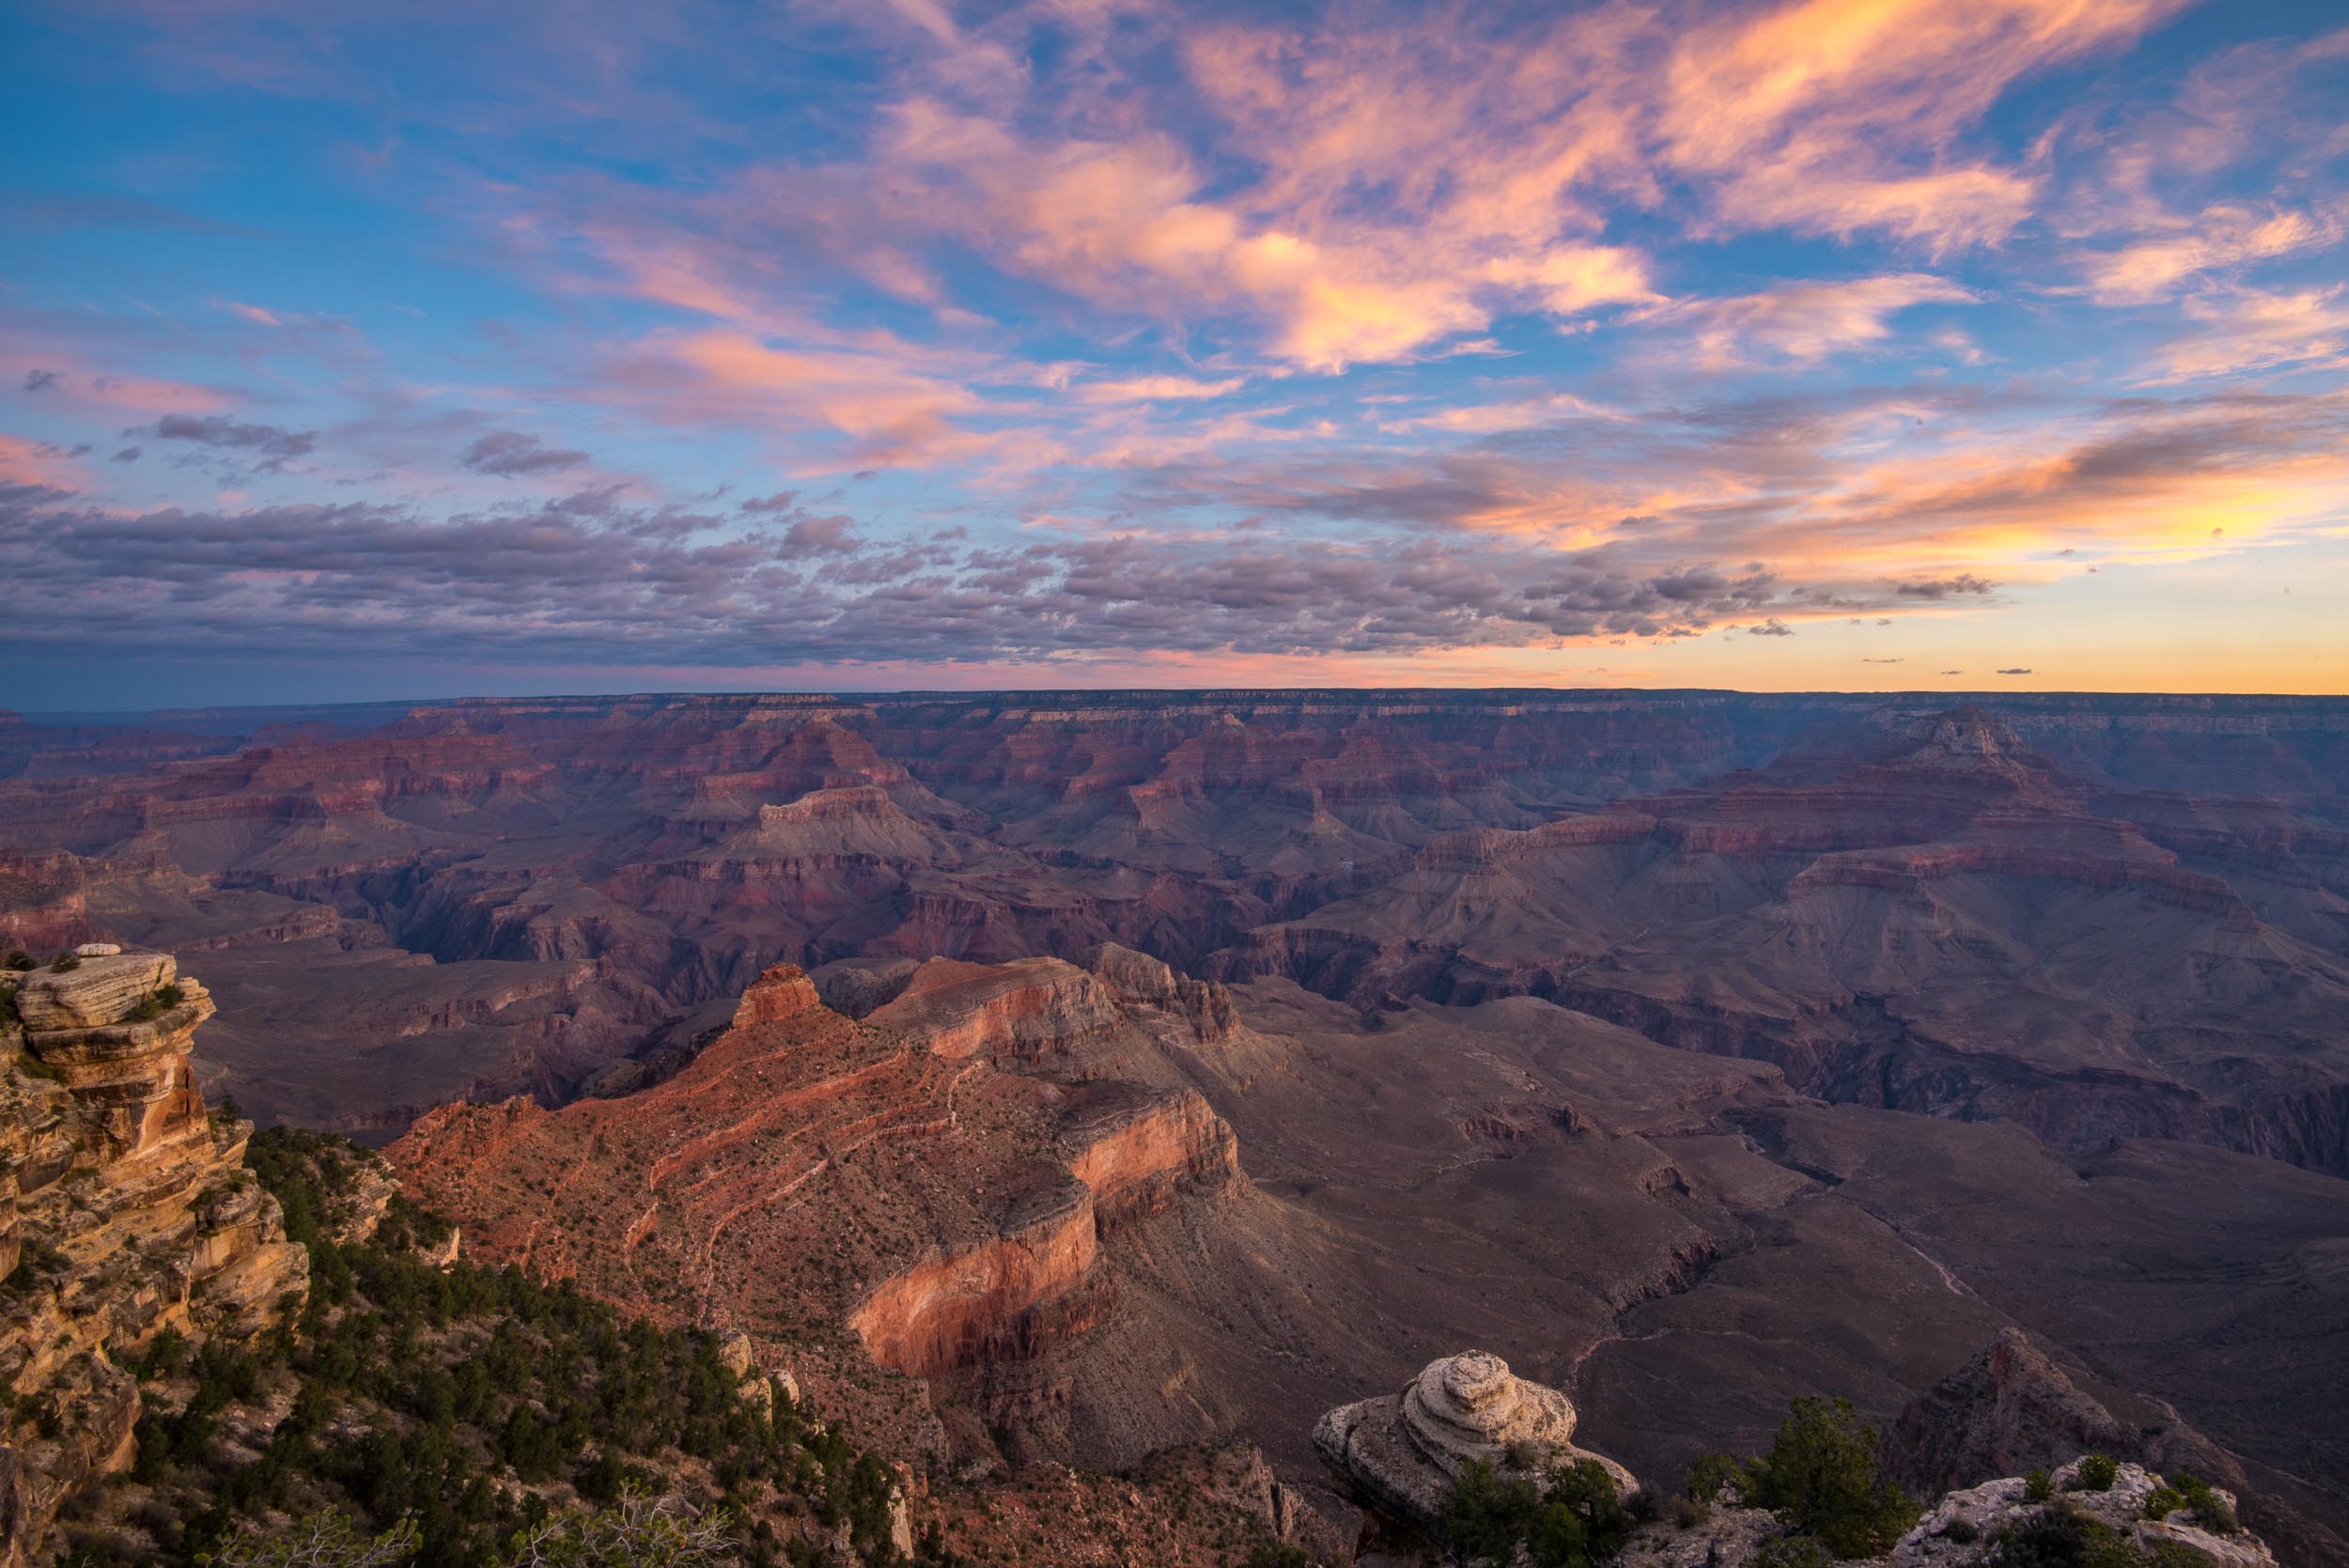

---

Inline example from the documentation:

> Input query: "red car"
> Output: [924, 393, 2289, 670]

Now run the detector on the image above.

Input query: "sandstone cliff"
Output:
[0, 950, 307, 1567]
[391, 948, 1256, 1474]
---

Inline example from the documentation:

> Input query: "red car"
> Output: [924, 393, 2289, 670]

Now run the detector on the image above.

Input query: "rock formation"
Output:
[1318, 1363, 2278, 1568]
[1888, 1329, 2156, 1498]
[1315, 1351, 1637, 1564]
[1, 951, 307, 1567]
[391, 948, 1266, 1474]
[1887, 1457, 2273, 1568]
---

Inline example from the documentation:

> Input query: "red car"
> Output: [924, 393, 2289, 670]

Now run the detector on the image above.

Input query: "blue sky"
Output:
[4, 0, 2346, 708]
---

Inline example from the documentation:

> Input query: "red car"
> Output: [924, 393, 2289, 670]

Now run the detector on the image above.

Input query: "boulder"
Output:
[1315, 1351, 1636, 1564]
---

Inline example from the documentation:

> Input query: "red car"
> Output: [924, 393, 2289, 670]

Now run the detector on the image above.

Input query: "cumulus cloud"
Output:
[782, 513, 858, 553]
[459, 430, 590, 476]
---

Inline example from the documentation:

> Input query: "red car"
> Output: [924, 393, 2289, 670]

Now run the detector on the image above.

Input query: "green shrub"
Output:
[2025, 1469, 2056, 1503]
[2071, 1453, 2119, 1493]
[2174, 1473, 2237, 1535]
[15, 1050, 67, 1084]
[132, 1325, 189, 1382]
[1244, 1547, 1322, 1568]
[1983, 1504, 2174, 1566]
[2141, 1486, 2185, 1522]
[128, 984, 185, 1021]
[1744, 1397, 1921, 1558]
[1439, 1459, 1540, 1565]
[1437, 1453, 1635, 1568]
[49, 953, 79, 973]
[4, 950, 33, 971]
[1754, 1537, 1833, 1568]
[1942, 1517, 1981, 1543]
[1687, 1451, 1749, 1502]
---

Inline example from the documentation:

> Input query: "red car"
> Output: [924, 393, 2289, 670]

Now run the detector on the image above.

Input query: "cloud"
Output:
[136, 413, 317, 458]
[0, 481, 1895, 670]
[1658, 0, 2186, 251]
[2144, 286, 2349, 382]
[1380, 392, 1623, 435]
[1746, 618, 1796, 636]
[459, 430, 591, 476]
[1861, 656, 1905, 662]
[1077, 375, 1248, 404]
[2079, 203, 2342, 304]
[1892, 573, 1998, 598]
[782, 513, 857, 553]
[23, 369, 63, 394]
[607, 328, 1011, 471]
[1655, 274, 1977, 366]
[1997, 666, 2032, 673]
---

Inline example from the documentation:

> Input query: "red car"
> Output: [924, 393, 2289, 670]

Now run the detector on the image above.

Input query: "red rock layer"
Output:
[390, 952, 1243, 1458]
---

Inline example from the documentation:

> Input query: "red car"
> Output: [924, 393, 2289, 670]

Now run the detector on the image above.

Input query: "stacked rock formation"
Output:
[1315, 1351, 1636, 1565]
[1, 951, 308, 1567]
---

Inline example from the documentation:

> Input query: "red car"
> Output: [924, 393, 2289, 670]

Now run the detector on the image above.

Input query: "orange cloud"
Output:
[1077, 374, 1249, 404]
[1646, 273, 1978, 366]
[2081, 204, 2342, 303]
[2144, 286, 2349, 382]
[1663, 0, 2186, 250]
[626, 329, 1010, 471]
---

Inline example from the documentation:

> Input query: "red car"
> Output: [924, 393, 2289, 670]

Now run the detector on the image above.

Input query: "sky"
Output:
[3, 0, 2346, 708]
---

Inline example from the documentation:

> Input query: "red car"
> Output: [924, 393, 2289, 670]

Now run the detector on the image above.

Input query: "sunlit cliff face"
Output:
[2, 0, 2346, 704]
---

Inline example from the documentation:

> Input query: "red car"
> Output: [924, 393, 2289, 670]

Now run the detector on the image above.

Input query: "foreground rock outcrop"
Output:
[1, 952, 307, 1567]
[1322, 1358, 2277, 1568]
[1315, 1351, 1637, 1564]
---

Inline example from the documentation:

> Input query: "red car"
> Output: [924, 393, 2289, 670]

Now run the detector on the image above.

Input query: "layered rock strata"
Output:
[1315, 1351, 1636, 1564]
[1, 952, 307, 1567]
[392, 950, 1249, 1469]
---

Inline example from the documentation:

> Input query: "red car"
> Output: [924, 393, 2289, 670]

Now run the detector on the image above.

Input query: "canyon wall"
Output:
[0, 950, 307, 1568]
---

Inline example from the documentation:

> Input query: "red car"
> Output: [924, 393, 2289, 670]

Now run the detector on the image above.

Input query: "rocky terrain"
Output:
[1317, 1350, 2275, 1568]
[2, 691, 2346, 1562]
[0, 946, 307, 1566]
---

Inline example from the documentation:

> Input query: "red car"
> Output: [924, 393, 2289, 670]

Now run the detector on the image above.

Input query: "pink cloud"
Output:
[1644, 273, 1978, 366]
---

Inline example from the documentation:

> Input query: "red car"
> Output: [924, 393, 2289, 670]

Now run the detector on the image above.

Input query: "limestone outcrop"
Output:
[1315, 1351, 1636, 1563]
[1321, 1360, 2279, 1568]
[1887, 1457, 2273, 1568]
[1, 952, 308, 1568]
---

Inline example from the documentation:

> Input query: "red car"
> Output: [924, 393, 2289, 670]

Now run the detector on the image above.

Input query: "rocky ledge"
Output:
[1, 951, 308, 1568]
[1320, 1353, 2279, 1568]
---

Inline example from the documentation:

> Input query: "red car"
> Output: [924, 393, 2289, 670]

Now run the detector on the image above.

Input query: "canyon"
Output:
[3, 691, 2347, 1562]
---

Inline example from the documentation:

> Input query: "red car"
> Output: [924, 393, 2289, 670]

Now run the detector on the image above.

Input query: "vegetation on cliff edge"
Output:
[57, 1126, 951, 1568]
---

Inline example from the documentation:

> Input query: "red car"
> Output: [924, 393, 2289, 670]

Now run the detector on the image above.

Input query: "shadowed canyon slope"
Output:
[4, 691, 2348, 1560]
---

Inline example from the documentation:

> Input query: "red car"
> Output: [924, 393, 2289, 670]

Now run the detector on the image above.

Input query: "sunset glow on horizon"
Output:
[4, 0, 2346, 707]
